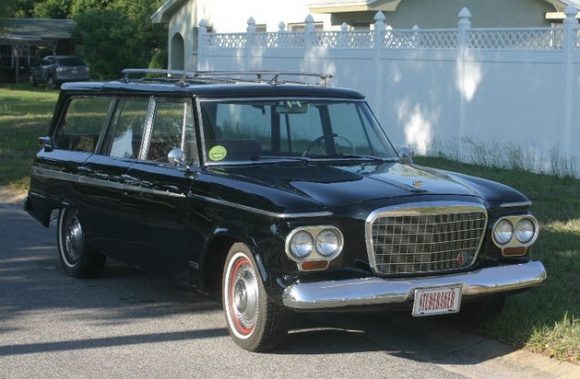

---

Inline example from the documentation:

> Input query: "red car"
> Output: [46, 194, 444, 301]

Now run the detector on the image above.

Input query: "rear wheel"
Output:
[222, 242, 290, 351]
[57, 208, 106, 278]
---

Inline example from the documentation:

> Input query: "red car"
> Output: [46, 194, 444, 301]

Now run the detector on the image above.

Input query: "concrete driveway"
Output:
[1, 188, 577, 379]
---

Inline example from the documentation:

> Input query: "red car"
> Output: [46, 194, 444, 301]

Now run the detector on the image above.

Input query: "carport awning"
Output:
[0, 18, 74, 42]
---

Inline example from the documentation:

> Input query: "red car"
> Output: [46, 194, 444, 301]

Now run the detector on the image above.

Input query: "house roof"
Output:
[151, 0, 580, 24]
[554, 0, 580, 9]
[151, 0, 189, 23]
[308, 0, 403, 14]
[308, 0, 580, 13]
[0, 18, 74, 45]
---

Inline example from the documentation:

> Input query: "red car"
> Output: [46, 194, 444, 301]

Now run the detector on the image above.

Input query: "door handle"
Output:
[77, 166, 93, 174]
[122, 174, 140, 184]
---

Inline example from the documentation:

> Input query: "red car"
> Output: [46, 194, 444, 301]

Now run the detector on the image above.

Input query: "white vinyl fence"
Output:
[197, 6, 580, 177]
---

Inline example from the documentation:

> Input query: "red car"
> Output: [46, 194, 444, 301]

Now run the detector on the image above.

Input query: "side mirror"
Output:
[39, 136, 54, 152]
[168, 147, 184, 164]
[167, 147, 190, 170]
[399, 147, 414, 164]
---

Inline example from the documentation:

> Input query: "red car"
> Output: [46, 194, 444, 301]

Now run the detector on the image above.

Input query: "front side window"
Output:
[146, 101, 193, 162]
[53, 96, 112, 152]
[200, 99, 397, 163]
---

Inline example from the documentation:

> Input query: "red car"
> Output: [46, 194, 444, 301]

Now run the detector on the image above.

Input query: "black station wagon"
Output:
[25, 69, 547, 351]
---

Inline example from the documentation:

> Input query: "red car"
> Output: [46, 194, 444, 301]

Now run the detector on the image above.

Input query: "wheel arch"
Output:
[200, 228, 267, 299]
[24, 195, 67, 227]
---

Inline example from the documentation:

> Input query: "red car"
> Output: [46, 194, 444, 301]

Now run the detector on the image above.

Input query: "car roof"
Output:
[60, 69, 366, 100]
[44, 55, 83, 59]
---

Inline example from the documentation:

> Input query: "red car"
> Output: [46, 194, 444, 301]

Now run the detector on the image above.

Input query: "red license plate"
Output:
[412, 286, 462, 317]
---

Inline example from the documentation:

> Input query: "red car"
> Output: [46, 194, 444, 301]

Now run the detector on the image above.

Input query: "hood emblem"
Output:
[412, 180, 423, 190]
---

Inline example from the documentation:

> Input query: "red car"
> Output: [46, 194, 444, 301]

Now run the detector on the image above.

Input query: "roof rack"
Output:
[120, 69, 333, 87]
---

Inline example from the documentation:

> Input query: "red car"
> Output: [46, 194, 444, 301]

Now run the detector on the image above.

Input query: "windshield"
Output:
[200, 99, 398, 164]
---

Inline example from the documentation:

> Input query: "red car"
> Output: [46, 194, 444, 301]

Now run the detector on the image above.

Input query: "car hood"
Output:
[206, 162, 528, 211]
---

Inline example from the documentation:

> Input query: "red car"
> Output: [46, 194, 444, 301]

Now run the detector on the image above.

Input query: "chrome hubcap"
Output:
[231, 259, 259, 333]
[64, 213, 82, 264]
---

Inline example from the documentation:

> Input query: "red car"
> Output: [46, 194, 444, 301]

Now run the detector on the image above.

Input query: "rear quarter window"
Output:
[53, 97, 111, 152]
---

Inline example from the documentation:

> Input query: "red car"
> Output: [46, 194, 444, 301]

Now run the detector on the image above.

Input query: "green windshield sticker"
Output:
[208, 145, 227, 161]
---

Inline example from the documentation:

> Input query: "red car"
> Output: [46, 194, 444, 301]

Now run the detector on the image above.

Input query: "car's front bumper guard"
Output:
[282, 261, 546, 310]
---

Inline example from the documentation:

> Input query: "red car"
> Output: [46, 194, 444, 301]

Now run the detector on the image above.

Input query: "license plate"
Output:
[71, 69, 78, 74]
[412, 286, 462, 317]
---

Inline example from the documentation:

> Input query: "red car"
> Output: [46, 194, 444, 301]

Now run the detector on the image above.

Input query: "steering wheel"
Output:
[302, 133, 355, 156]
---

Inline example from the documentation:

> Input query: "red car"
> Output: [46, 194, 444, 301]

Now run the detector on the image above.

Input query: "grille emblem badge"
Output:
[457, 251, 471, 267]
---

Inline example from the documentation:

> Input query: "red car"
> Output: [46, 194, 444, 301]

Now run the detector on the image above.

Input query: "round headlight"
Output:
[493, 219, 513, 245]
[515, 218, 536, 244]
[316, 229, 341, 257]
[289, 231, 314, 258]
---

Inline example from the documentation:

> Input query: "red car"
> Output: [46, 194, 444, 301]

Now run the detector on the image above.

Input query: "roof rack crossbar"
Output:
[120, 69, 332, 86]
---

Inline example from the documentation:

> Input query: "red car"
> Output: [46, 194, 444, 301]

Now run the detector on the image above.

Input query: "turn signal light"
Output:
[300, 260, 329, 271]
[503, 247, 527, 256]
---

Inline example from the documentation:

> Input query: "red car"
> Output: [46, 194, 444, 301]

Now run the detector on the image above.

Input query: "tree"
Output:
[2, 0, 167, 78]
[71, 1, 167, 79]
[5, 0, 36, 18]
[33, 0, 75, 19]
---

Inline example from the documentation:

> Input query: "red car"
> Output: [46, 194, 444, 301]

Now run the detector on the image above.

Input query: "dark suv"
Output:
[25, 69, 546, 351]
[29, 55, 90, 88]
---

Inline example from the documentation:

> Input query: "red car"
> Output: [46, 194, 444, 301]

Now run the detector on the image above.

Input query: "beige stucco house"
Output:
[151, 0, 580, 70]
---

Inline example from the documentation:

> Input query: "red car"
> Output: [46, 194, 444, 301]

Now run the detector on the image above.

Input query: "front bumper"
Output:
[282, 261, 546, 310]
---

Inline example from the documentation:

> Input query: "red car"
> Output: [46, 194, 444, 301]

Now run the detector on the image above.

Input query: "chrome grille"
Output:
[366, 203, 487, 275]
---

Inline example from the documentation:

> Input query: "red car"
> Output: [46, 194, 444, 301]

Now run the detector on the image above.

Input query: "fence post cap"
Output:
[564, 4, 578, 24]
[458, 7, 471, 19]
[374, 11, 386, 22]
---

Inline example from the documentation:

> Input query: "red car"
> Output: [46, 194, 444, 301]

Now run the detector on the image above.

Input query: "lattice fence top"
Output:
[468, 28, 565, 49]
[202, 27, 576, 50]
[200, 7, 580, 51]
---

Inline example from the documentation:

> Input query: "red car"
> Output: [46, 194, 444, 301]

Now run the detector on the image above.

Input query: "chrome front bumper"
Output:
[282, 261, 546, 310]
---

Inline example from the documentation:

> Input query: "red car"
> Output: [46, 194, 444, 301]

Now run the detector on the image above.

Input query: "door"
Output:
[119, 98, 198, 281]
[34, 95, 112, 231]
[78, 96, 152, 256]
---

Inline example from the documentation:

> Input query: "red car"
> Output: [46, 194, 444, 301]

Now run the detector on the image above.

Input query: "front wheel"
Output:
[222, 243, 290, 351]
[57, 208, 106, 278]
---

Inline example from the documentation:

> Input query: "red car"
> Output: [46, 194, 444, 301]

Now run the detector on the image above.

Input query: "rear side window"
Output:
[108, 99, 149, 159]
[53, 97, 111, 152]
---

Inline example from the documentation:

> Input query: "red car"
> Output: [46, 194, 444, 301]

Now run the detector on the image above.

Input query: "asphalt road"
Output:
[0, 196, 577, 379]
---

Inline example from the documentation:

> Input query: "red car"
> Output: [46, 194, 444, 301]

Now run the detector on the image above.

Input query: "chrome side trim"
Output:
[32, 166, 186, 198]
[500, 201, 532, 208]
[282, 261, 547, 310]
[32, 166, 331, 218]
[186, 193, 333, 219]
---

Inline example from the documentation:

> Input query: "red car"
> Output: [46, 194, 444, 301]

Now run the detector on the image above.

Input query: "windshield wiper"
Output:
[310, 154, 398, 163]
[252, 155, 310, 164]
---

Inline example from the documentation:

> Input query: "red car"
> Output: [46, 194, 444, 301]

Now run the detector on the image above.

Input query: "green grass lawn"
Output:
[1, 84, 578, 364]
[413, 157, 580, 364]
[0, 83, 57, 190]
